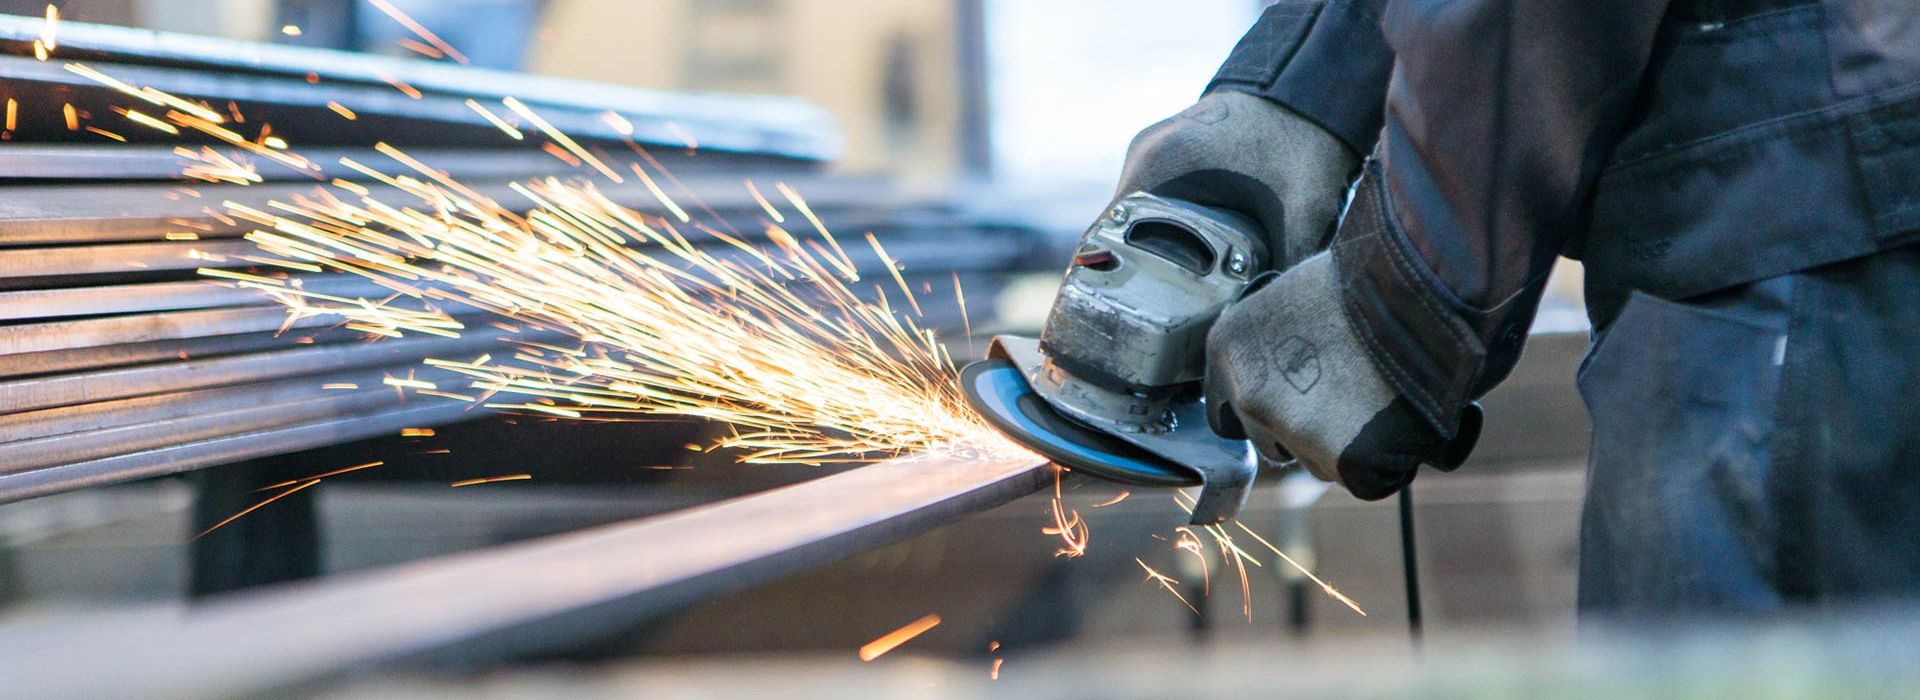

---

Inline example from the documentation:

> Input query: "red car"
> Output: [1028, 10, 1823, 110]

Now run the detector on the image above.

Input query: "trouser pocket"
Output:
[1575, 281, 1792, 615]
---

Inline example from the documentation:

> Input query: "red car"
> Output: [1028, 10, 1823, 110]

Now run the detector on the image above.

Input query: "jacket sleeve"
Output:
[1205, 0, 1395, 158]
[1330, 1, 1670, 434]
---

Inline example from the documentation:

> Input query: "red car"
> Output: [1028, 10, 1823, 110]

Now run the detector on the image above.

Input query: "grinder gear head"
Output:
[962, 192, 1271, 524]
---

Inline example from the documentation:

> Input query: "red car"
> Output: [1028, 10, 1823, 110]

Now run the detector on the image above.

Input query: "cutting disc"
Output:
[960, 358, 1201, 487]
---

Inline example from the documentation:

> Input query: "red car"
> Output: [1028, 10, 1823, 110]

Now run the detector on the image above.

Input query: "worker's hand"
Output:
[1113, 91, 1359, 269]
[1202, 252, 1481, 500]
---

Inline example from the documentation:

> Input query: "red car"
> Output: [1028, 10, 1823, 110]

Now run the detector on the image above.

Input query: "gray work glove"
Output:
[1203, 252, 1482, 500]
[1113, 91, 1360, 269]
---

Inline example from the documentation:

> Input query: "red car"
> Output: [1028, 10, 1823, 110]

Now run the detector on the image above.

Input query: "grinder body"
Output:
[962, 192, 1272, 524]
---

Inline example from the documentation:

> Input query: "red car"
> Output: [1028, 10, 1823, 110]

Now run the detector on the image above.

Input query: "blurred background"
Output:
[0, 1, 1644, 697]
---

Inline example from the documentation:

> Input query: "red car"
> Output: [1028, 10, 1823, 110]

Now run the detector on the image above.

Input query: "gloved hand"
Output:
[1112, 91, 1359, 269]
[1203, 252, 1482, 500]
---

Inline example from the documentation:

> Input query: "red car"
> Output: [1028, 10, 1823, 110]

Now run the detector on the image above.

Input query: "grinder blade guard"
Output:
[962, 192, 1272, 524]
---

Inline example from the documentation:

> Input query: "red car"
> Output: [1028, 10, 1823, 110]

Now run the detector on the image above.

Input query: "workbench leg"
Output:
[188, 456, 323, 597]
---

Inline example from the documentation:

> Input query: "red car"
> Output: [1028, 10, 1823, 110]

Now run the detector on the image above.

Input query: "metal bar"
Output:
[0, 54, 833, 161]
[0, 331, 323, 378]
[0, 333, 508, 414]
[0, 306, 335, 356]
[0, 16, 840, 159]
[0, 173, 891, 244]
[0, 239, 256, 278]
[0, 450, 1049, 697]
[0, 386, 411, 474]
[0, 276, 385, 320]
[0, 367, 402, 443]
[0, 398, 486, 504]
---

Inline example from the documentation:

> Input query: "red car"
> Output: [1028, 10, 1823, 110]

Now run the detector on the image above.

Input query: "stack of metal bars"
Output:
[0, 15, 1043, 505]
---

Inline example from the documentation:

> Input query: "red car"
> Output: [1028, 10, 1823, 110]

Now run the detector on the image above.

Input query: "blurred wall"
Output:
[527, 0, 967, 181]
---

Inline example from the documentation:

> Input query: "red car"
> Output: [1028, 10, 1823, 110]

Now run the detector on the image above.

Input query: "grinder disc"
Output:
[960, 358, 1200, 487]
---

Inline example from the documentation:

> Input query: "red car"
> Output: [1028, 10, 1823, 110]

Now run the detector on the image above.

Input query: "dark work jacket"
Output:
[1208, 0, 1920, 437]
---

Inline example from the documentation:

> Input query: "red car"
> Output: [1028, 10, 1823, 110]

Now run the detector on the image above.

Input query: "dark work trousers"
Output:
[1577, 243, 1920, 615]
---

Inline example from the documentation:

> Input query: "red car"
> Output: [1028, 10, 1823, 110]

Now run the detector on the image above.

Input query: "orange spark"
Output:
[858, 614, 941, 661]
[85, 126, 124, 141]
[280, 24, 302, 36]
[61, 103, 76, 130]
[395, 37, 443, 59]
[327, 101, 358, 120]
[990, 658, 1004, 680]
[450, 474, 532, 488]
[5, 98, 15, 131]
[366, 0, 470, 64]
[195, 479, 320, 540]
[253, 461, 386, 492]
[1043, 468, 1088, 558]
[1090, 491, 1131, 508]
[375, 72, 423, 100]
[400, 428, 436, 437]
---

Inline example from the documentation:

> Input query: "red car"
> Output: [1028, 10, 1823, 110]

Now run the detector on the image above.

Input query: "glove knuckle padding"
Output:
[1205, 253, 1405, 491]
[1114, 92, 1359, 268]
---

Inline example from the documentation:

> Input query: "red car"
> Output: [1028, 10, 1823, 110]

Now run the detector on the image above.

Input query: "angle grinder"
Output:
[960, 192, 1271, 525]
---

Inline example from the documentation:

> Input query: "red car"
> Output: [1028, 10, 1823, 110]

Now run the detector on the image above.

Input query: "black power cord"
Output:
[1399, 486, 1423, 646]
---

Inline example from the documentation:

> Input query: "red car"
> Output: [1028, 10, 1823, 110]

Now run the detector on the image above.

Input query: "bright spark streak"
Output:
[40, 5, 57, 51]
[745, 180, 785, 223]
[254, 461, 385, 492]
[1134, 558, 1198, 615]
[503, 96, 622, 182]
[450, 474, 532, 488]
[366, 0, 470, 65]
[1234, 520, 1367, 616]
[194, 479, 320, 540]
[858, 614, 941, 661]
[467, 99, 522, 139]
[1090, 491, 1130, 508]
[1173, 527, 1210, 596]
[327, 101, 358, 120]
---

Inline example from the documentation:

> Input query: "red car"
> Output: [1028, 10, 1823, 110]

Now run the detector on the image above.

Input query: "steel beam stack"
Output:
[0, 15, 1046, 503]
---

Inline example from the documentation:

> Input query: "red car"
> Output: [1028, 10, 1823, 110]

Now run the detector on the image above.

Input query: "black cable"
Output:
[1399, 486, 1423, 646]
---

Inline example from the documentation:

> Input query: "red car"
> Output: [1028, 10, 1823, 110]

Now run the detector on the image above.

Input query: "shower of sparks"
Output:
[1173, 527, 1210, 596]
[1134, 558, 1197, 615]
[858, 613, 941, 661]
[450, 474, 532, 488]
[62, 61, 1019, 468]
[1172, 491, 1262, 621]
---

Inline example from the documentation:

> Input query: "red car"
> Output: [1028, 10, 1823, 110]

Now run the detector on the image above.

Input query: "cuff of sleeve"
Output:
[1329, 161, 1485, 436]
[1205, 0, 1393, 158]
